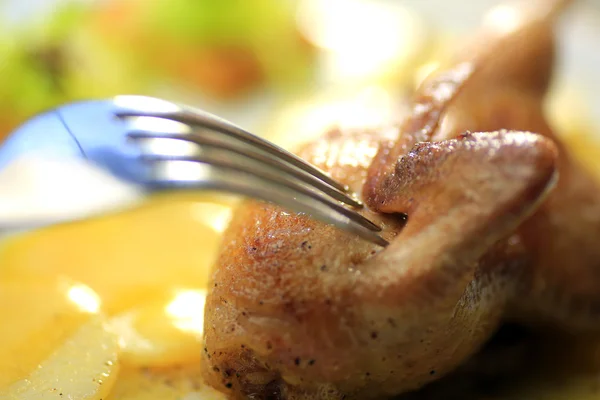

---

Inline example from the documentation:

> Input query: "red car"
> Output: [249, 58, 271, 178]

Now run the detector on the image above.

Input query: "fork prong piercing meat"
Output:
[202, 0, 600, 398]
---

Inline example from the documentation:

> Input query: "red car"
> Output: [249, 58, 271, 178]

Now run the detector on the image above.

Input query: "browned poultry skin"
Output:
[202, 0, 600, 398]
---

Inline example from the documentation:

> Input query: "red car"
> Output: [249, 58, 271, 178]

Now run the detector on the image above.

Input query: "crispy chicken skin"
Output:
[202, 0, 600, 398]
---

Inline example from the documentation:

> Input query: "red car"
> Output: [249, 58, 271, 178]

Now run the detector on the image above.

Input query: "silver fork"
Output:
[0, 95, 388, 246]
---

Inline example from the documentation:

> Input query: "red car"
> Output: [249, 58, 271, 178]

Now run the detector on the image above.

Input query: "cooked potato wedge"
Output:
[0, 277, 119, 399]
[0, 317, 119, 400]
[0, 278, 99, 386]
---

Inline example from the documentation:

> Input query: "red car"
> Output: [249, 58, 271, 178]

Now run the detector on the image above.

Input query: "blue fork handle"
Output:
[0, 110, 83, 170]
[0, 100, 147, 186]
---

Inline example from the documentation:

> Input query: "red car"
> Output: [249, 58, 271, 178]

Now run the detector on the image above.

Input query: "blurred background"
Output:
[0, 0, 598, 150]
[0, 1, 600, 399]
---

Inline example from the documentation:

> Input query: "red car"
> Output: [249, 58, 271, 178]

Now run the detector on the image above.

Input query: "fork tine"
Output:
[144, 159, 389, 247]
[127, 129, 364, 208]
[132, 136, 382, 232]
[114, 102, 358, 203]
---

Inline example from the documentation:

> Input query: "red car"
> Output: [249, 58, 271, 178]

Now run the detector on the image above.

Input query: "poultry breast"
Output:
[202, 0, 600, 398]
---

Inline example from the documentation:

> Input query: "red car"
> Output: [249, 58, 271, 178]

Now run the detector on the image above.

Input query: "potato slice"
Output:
[0, 278, 100, 386]
[106, 364, 226, 400]
[0, 195, 233, 314]
[0, 317, 119, 400]
[108, 289, 206, 367]
[0, 277, 119, 399]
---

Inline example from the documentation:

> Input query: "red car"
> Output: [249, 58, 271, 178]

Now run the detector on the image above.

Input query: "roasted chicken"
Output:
[202, 0, 600, 398]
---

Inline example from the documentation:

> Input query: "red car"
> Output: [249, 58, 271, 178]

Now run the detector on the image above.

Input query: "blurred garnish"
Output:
[0, 1, 149, 140]
[90, 0, 316, 98]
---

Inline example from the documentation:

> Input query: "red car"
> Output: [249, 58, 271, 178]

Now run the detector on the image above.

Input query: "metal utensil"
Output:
[0, 95, 388, 246]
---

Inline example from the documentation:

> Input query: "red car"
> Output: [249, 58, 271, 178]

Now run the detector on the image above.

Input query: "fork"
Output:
[0, 95, 388, 246]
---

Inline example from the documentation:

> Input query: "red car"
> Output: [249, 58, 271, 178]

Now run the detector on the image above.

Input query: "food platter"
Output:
[1, 0, 600, 399]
